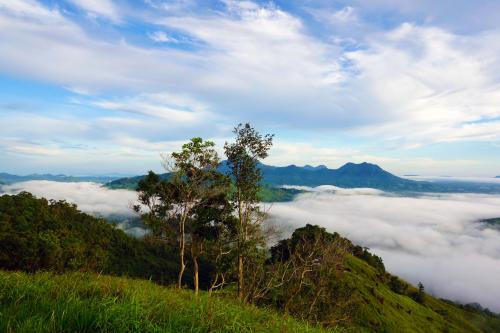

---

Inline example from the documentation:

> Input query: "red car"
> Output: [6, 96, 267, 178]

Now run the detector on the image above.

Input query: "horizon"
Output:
[1, 1, 500, 177]
[1, 160, 500, 179]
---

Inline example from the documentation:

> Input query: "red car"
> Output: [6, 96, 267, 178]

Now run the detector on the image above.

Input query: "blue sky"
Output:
[1, 0, 499, 176]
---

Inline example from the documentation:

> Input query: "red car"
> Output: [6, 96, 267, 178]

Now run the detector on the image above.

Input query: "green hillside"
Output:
[0, 271, 333, 333]
[343, 256, 500, 332]
[1, 261, 499, 333]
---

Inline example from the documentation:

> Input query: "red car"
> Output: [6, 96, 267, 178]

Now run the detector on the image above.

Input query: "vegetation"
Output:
[223, 123, 274, 300]
[134, 138, 231, 293]
[0, 271, 333, 333]
[0, 192, 183, 285]
[480, 218, 500, 230]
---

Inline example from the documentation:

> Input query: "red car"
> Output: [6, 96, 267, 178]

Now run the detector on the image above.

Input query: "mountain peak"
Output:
[338, 162, 383, 171]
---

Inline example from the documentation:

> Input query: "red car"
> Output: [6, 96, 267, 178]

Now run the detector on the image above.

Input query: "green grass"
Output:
[344, 256, 500, 333]
[1, 262, 499, 333]
[0, 270, 337, 333]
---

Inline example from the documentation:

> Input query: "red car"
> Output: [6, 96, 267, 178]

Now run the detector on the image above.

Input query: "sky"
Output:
[1, 0, 500, 176]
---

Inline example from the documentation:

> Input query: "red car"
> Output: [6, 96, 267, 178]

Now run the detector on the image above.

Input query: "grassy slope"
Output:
[345, 256, 500, 333]
[0, 271, 336, 333]
[2, 260, 499, 333]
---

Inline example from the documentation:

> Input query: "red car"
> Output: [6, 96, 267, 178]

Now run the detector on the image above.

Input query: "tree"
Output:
[410, 281, 425, 304]
[136, 137, 223, 293]
[266, 224, 354, 325]
[224, 123, 273, 301]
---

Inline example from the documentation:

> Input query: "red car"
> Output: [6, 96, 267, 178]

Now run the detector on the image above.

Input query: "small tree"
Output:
[410, 282, 425, 304]
[135, 138, 223, 293]
[224, 123, 273, 301]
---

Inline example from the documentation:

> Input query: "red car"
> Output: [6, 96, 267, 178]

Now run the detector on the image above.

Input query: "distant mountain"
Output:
[0, 173, 119, 185]
[496, 176, 500, 178]
[257, 162, 438, 192]
[105, 161, 500, 195]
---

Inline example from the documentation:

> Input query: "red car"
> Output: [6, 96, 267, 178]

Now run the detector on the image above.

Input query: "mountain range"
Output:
[0, 173, 119, 185]
[106, 162, 500, 194]
[2, 163, 500, 196]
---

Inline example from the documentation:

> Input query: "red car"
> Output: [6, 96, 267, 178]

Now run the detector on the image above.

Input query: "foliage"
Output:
[0, 192, 181, 284]
[264, 225, 356, 326]
[388, 275, 409, 295]
[224, 123, 274, 300]
[0, 270, 336, 333]
[134, 138, 231, 293]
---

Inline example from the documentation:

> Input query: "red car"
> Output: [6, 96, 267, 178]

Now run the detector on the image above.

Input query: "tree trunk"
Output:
[178, 214, 186, 289]
[192, 245, 199, 295]
[238, 254, 244, 300]
[237, 189, 244, 300]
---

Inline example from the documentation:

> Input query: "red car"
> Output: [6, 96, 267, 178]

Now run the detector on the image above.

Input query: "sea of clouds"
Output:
[271, 185, 500, 312]
[2, 180, 500, 311]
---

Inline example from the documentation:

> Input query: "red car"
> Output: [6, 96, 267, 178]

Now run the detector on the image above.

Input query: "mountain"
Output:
[0, 172, 119, 184]
[496, 176, 500, 178]
[105, 162, 500, 195]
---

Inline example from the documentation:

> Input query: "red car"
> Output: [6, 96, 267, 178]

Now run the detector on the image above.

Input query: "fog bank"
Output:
[270, 186, 500, 311]
[0, 181, 142, 236]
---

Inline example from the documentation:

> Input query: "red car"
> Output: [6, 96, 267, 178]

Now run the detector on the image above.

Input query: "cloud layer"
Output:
[270, 186, 500, 311]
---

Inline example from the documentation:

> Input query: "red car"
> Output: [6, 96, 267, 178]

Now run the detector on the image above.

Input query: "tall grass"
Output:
[0, 271, 337, 333]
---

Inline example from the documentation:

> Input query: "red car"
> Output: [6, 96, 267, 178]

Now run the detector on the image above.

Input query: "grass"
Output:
[344, 256, 500, 333]
[1, 260, 499, 332]
[0, 270, 337, 333]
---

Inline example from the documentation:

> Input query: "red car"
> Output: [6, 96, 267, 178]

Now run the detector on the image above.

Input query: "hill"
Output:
[0, 192, 182, 284]
[105, 173, 304, 202]
[0, 172, 118, 184]
[1, 260, 499, 332]
[0, 271, 330, 333]
[105, 162, 500, 195]
[481, 218, 500, 230]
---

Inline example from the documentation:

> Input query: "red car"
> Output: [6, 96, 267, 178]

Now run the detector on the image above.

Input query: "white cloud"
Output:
[269, 187, 500, 311]
[91, 92, 211, 123]
[1, 0, 500, 175]
[67, 0, 120, 23]
[346, 23, 500, 146]
[0, 181, 151, 237]
[148, 31, 178, 43]
[0, 181, 137, 216]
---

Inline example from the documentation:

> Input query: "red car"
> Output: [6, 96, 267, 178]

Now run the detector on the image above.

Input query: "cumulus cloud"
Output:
[269, 187, 500, 311]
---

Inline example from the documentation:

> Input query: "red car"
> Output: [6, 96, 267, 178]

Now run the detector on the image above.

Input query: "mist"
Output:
[270, 186, 500, 312]
[2, 181, 500, 311]
[0, 181, 144, 236]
